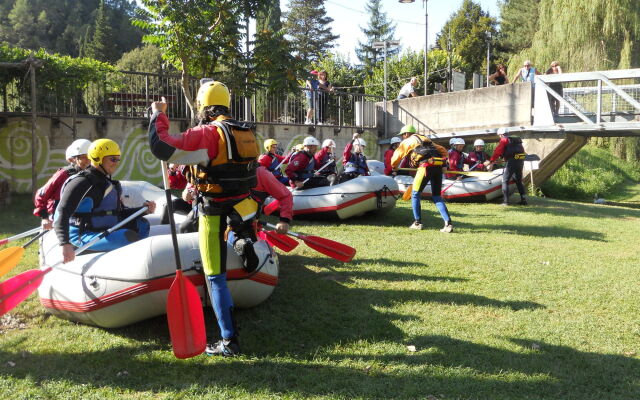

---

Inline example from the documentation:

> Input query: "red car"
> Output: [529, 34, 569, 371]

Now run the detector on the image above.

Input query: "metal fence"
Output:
[0, 67, 383, 128]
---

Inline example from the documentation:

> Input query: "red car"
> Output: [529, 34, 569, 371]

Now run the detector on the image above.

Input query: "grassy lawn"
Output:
[0, 193, 639, 399]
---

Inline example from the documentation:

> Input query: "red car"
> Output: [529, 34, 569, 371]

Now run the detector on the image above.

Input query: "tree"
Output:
[497, 0, 541, 57]
[283, 0, 339, 64]
[436, 0, 497, 78]
[355, 0, 398, 71]
[6, 0, 41, 50]
[115, 44, 166, 74]
[508, 0, 640, 161]
[135, 0, 245, 118]
[85, 0, 118, 63]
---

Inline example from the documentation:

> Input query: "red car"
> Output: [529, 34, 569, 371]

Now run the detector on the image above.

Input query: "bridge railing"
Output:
[534, 69, 640, 126]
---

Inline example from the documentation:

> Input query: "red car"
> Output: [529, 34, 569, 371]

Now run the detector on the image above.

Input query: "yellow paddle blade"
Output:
[0, 247, 25, 277]
[401, 185, 413, 201]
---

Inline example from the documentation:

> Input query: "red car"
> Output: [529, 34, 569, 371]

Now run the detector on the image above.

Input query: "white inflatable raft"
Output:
[393, 169, 515, 202]
[37, 181, 279, 328]
[265, 175, 398, 220]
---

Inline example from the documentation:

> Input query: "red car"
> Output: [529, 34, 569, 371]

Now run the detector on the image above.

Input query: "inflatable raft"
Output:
[265, 174, 398, 220]
[394, 169, 515, 202]
[37, 181, 279, 328]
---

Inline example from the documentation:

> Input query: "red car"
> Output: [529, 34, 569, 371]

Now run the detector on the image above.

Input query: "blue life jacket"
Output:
[344, 153, 367, 174]
[63, 172, 121, 231]
[297, 152, 315, 180]
[264, 152, 283, 178]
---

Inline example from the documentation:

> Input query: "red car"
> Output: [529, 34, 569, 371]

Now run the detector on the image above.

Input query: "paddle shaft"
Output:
[263, 222, 355, 262]
[22, 230, 47, 249]
[301, 159, 334, 185]
[0, 226, 40, 246]
[161, 161, 183, 271]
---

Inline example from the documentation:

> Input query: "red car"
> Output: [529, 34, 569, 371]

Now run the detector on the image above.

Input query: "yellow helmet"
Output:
[196, 80, 230, 111]
[264, 139, 278, 151]
[88, 139, 121, 166]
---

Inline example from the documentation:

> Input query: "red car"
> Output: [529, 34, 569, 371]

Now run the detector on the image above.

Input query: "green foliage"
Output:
[84, 0, 118, 63]
[115, 45, 166, 74]
[283, 0, 339, 64]
[355, 0, 398, 72]
[0, 0, 142, 60]
[542, 145, 640, 201]
[436, 0, 497, 78]
[497, 0, 541, 58]
[363, 49, 467, 97]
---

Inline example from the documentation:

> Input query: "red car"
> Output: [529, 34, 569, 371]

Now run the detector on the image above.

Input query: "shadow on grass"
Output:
[469, 223, 606, 241]
[520, 198, 640, 220]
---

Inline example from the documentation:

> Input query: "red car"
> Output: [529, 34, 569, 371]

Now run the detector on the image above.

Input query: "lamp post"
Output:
[373, 40, 400, 138]
[399, 0, 427, 95]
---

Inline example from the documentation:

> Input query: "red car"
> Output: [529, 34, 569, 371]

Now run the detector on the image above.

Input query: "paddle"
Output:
[161, 161, 206, 359]
[0, 206, 148, 316]
[259, 229, 299, 252]
[0, 230, 48, 277]
[0, 226, 40, 247]
[263, 222, 355, 262]
[401, 184, 413, 201]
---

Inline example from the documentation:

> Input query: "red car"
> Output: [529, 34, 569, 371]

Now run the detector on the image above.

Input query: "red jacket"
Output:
[258, 152, 284, 169]
[446, 149, 473, 178]
[467, 150, 489, 171]
[254, 167, 293, 222]
[285, 151, 314, 187]
[383, 148, 394, 175]
[490, 137, 510, 162]
[168, 169, 187, 190]
[33, 166, 76, 219]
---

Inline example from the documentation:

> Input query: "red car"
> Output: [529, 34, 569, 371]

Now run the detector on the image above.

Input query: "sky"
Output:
[280, 0, 501, 63]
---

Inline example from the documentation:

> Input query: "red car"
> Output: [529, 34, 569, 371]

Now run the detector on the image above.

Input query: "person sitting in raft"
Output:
[384, 136, 402, 176]
[391, 132, 453, 233]
[161, 163, 192, 224]
[285, 136, 329, 189]
[313, 139, 338, 185]
[467, 139, 490, 171]
[54, 139, 156, 264]
[258, 139, 288, 185]
[339, 133, 370, 183]
[34, 139, 92, 230]
[446, 138, 473, 179]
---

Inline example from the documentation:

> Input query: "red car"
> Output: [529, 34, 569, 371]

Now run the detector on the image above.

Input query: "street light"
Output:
[372, 40, 401, 100]
[399, 0, 428, 96]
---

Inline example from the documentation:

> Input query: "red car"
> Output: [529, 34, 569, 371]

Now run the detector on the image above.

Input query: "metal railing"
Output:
[534, 69, 640, 126]
[0, 67, 383, 128]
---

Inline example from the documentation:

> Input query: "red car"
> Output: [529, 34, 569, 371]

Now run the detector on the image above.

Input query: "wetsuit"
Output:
[53, 167, 150, 252]
[490, 136, 527, 204]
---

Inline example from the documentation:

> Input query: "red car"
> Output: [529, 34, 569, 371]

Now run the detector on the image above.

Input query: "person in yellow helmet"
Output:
[258, 138, 288, 184]
[53, 138, 156, 264]
[148, 79, 262, 357]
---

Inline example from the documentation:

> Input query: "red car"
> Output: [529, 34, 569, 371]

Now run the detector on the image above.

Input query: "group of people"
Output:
[382, 124, 528, 232]
[257, 132, 370, 190]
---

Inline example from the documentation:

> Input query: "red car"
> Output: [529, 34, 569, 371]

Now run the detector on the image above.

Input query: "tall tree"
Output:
[509, 0, 640, 161]
[6, 0, 41, 50]
[85, 0, 118, 63]
[355, 0, 398, 71]
[436, 0, 497, 77]
[497, 0, 541, 57]
[283, 0, 339, 64]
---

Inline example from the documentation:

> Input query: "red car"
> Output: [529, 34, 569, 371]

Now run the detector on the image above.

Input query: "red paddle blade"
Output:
[0, 268, 49, 316]
[166, 270, 206, 359]
[299, 234, 356, 263]
[263, 199, 280, 216]
[0, 247, 25, 277]
[0, 238, 8, 247]
[263, 230, 298, 252]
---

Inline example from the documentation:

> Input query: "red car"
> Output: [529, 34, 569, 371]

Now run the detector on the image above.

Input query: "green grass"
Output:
[542, 145, 640, 202]
[1, 194, 639, 399]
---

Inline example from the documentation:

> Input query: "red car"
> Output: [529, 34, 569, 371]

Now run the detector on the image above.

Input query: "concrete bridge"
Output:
[380, 68, 640, 186]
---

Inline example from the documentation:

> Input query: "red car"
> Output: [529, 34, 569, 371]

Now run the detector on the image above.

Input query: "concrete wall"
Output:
[523, 133, 589, 186]
[0, 115, 379, 193]
[380, 83, 533, 135]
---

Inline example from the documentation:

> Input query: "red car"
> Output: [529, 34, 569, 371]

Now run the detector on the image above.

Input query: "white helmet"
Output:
[66, 139, 92, 160]
[473, 139, 485, 146]
[451, 138, 465, 146]
[390, 137, 402, 145]
[449, 138, 457, 145]
[303, 136, 320, 146]
[497, 127, 508, 136]
[322, 139, 336, 148]
[353, 138, 366, 147]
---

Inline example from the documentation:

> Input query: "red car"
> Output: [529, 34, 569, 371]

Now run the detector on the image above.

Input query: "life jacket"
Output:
[316, 151, 336, 175]
[470, 150, 487, 164]
[344, 153, 367, 174]
[64, 169, 122, 231]
[190, 118, 259, 198]
[296, 151, 315, 181]
[503, 136, 526, 160]
[408, 135, 442, 168]
[448, 148, 467, 170]
[264, 152, 284, 178]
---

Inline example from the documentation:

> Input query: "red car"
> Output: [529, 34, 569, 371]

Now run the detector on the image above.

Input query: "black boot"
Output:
[205, 337, 240, 357]
[233, 238, 259, 272]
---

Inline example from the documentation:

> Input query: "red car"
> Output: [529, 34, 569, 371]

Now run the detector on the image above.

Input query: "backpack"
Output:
[504, 136, 525, 159]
